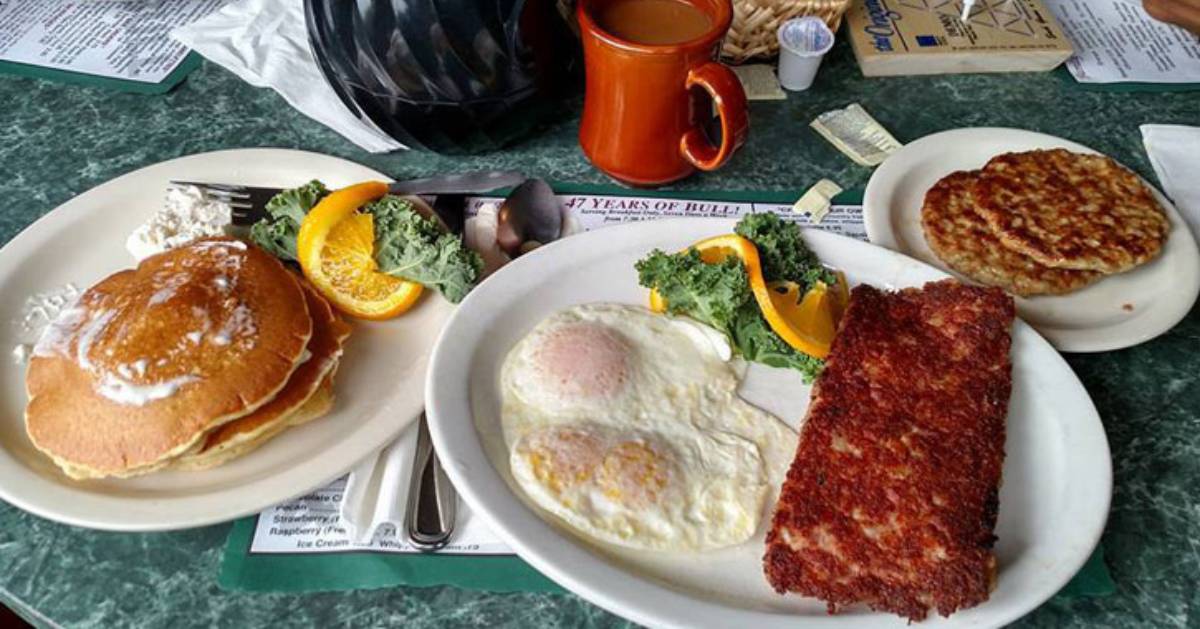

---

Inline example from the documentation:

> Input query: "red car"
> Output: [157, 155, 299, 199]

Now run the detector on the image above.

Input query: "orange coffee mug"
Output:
[577, 0, 750, 186]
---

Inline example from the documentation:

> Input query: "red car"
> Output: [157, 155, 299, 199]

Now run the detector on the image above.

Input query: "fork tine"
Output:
[202, 189, 251, 201]
[168, 180, 268, 225]
[170, 180, 246, 192]
[210, 190, 252, 201]
[232, 207, 270, 226]
[169, 180, 253, 200]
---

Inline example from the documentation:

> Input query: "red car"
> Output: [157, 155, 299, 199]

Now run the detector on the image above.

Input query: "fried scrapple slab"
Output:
[764, 279, 1014, 621]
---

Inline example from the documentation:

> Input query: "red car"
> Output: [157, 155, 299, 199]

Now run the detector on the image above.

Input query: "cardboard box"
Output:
[846, 0, 1074, 76]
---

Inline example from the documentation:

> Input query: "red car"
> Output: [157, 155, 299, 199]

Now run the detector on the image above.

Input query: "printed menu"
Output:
[0, 0, 222, 85]
[1046, 0, 1200, 83]
[250, 477, 514, 555]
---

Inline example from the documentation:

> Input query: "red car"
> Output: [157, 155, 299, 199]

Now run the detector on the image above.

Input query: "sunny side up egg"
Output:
[500, 303, 798, 552]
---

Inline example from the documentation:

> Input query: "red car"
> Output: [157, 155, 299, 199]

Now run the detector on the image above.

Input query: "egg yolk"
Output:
[524, 427, 604, 494]
[532, 323, 631, 401]
[596, 441, 670, 506]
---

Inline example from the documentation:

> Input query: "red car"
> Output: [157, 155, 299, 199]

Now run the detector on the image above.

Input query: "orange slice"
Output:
[765, 281, 837, 359]
[297, 181, 424, 320]
[648, 234, 838, 359]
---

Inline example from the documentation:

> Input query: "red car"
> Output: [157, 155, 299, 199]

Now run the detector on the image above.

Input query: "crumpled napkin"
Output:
[171, 0, 405, 153]
[1141, 125, 1200, 240]
[338, 424, 418, 543]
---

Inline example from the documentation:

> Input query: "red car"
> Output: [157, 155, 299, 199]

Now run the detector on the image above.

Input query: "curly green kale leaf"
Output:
[248, 180, 329, 261]
[635, 248, 751, 331]
[368, 195, 482, 304]
[635, 247, 823, 382]
[734, 212, 836, 288]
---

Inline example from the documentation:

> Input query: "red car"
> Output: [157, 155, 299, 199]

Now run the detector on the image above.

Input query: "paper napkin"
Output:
[1141, 125, 1200, 240]
[171, 0, 405, 153]
[338, 427, 415, 543]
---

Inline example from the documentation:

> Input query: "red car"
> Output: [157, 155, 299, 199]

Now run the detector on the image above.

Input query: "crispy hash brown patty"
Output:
[970, 149, 1168, 274]
[764, 280, 1014, 621]
[921, 170, 1103, 296]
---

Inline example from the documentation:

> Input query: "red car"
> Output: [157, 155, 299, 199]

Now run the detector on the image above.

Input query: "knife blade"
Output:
[388, 170, 525, 196]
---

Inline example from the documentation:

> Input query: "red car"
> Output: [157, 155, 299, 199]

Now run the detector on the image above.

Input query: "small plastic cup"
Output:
[777, 17, 835, 92]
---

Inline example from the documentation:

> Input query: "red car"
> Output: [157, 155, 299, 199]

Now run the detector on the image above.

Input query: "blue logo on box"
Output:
[916, 35, 939, 47]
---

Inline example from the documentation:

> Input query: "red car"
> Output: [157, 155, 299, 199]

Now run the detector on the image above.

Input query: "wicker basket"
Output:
[722, 0, 852, 63]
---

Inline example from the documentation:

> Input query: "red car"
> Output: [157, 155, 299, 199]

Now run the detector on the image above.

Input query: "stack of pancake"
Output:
[921, 149, 1170, 296]
[24, 237, 351, 479]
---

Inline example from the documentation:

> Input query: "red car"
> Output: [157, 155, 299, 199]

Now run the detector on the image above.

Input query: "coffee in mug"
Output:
[596, 0, 713, 45]
[577, 0, 749, 186]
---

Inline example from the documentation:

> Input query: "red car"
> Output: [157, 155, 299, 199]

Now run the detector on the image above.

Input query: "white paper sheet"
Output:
[1045, 0, 1200, 83]
[249, 194, 866, 557]
[0, 0, 222, 83]
[1142, 124, 1200, 240]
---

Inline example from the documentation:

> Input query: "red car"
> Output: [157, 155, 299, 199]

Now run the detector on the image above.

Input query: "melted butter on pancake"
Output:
[33, 239, 266, 407]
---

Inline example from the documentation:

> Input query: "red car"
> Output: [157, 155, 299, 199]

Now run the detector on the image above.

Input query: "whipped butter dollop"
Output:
[126, 185, 233, 261]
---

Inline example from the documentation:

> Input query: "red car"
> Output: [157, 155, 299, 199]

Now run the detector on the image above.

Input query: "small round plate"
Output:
[0, 149, 451, 531]
[426, 217, 1111, 629]
[863, 127, 1200, 352]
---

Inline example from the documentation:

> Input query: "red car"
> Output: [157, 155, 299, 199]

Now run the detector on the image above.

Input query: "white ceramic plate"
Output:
[0, 149, 452, 531]
[426, 218, 1112, 629]
[863, 127, 1200, 352]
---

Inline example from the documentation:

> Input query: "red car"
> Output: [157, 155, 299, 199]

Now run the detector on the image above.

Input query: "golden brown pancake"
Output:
[285, 375, 338, 428]
[174, 281, 350, 470]
[176, 375, 336, 471]
[25, 237, 312, 479]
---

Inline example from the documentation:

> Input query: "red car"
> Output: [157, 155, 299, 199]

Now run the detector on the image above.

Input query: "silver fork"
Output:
[168, 181, 279, 226]
[170, 170, 526, 226]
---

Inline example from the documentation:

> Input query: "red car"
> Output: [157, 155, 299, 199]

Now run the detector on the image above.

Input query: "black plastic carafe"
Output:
[305, 0, 580, 154]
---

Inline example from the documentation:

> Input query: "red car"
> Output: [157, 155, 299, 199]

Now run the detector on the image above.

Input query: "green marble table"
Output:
[1, 37, 1198, 628]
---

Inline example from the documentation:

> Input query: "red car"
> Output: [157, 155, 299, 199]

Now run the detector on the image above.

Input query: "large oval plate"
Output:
[0, 149, 451, 531]
[427, 217, 1111, 629]
[863, 127, 1200, 352]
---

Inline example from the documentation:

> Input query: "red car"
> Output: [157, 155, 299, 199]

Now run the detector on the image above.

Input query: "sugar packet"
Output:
[811, 104, 902, 167]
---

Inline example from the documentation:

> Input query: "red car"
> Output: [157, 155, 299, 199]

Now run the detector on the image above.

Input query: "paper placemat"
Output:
[219, 185, 1113, 599]
[221, 490, 561, 594]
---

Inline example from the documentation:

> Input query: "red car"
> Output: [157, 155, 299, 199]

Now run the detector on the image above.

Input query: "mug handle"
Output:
[679, 62, 750, 171]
